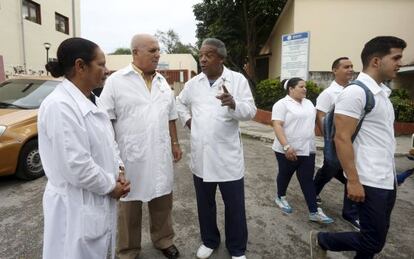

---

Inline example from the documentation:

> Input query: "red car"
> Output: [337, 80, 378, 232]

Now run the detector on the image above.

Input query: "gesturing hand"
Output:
[216, 85, 236, 110]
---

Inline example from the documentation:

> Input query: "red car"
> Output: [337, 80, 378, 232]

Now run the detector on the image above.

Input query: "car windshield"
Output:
[0, 79, 59, 109]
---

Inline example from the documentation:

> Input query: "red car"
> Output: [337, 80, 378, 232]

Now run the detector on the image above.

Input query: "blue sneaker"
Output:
[275, 196, 293, 214]
[309, 208, 334, 224]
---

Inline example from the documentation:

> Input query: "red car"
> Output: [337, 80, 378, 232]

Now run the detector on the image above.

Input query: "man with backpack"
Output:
[314, 57, 360, 230]
[310, 36, 407, 259]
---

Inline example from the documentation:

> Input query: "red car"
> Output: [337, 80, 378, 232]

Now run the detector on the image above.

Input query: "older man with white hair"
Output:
[176, 38, 257, 259]
[100, 34, 182, 259]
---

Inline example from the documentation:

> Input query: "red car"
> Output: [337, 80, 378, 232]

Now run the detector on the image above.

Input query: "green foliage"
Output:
[390, 89, 414, 122]
[255, 79, 323, 111]
[255, 81, 414, 122]
[305, 81, 323, 105]
[155, 29, 198, 55]
[193, 0, 287, 82]
[255, 78, 284, 111]
[111, 48, 131, 55]
[390, 88, 410, 99]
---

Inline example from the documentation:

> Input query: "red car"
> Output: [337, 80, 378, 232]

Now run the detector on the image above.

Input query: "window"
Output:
[55, 12, 69, 34]
[22, 0, 41, 24]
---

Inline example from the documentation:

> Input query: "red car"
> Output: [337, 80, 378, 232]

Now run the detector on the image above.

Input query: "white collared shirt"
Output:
[176, 66, 257, 182]
[271, 95, 316, 155]
[99, 64, 178, 202]
[316, 80, 345, 113]
[335, 72, 396, 190]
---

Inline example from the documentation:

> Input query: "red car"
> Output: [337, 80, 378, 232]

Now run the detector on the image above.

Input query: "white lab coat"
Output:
[38, 79, 119, 259]
[99, 64, 178, 202]
[176, 67, 257, 182]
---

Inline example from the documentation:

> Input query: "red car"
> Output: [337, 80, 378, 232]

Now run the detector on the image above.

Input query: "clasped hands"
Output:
[110, 170, 131, 200]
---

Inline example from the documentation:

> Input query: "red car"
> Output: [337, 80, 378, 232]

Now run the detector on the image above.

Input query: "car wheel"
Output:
[16, 139, 44, 180]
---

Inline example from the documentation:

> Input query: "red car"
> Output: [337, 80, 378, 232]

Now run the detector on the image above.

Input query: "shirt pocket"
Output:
[81, 204, 109, 240]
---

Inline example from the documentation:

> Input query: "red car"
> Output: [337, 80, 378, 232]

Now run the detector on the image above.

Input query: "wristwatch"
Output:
[283, 144, 291, 151]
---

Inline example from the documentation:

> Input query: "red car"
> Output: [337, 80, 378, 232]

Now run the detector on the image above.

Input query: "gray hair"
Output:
[201, 38, 227, 58]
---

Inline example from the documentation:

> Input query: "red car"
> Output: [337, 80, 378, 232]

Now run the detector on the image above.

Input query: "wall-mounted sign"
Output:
[281, 31, 310, 80]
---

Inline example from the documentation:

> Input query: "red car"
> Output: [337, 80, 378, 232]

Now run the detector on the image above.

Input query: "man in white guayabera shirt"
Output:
[310, 36, 406, 259]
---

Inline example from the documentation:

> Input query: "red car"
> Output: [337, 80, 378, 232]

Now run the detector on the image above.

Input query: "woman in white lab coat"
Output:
[38, 37, 130, 259]
[272, 78, 333, 224]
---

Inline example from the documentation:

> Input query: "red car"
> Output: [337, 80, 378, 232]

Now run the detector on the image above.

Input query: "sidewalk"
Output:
[240, 120, 412, 157]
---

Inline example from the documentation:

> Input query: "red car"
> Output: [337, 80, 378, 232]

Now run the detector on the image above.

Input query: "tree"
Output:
[193, 0, 287, 86]
[155, 29, 197, 55]
[111, 48, 131, 55]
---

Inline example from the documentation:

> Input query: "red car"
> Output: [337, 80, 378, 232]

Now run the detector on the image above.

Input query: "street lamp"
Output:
[43, 42, 51, 75]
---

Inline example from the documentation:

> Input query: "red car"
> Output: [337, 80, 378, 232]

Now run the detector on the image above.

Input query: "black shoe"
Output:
[343, 216, 360, 231]
[161, 245, 180, 259]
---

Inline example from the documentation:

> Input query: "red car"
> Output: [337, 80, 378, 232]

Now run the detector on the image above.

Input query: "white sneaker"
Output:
[309, 208, 334, 224]
[275, 196, 293, 214]
[196, 244, 214, 259]
[232, 256, 247, 259]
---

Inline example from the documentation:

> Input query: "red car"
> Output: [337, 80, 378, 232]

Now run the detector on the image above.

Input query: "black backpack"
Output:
[323, 80, 376, 169]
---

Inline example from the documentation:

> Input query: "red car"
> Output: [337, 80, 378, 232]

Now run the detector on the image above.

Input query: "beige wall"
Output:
[106, 53, 198, 79]
[0, 0, 80, 76]
[262, 0, 414, 78]
[294, 0, 414, 72]
[264, 0, 295, 79]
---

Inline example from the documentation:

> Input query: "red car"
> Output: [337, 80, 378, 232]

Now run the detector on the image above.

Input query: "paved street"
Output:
[0, 127, 413, 259]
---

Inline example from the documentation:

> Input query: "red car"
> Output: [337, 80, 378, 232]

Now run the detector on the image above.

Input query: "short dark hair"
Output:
[361, 36, 406, 69]
[45, 37, 99, 78]
[281, 77, 304, 93]
[331, 57, 349, 70]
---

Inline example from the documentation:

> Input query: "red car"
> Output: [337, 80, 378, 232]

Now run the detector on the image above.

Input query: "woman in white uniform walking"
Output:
[38, 37, 130, 259]
[271, 77, 333, 224]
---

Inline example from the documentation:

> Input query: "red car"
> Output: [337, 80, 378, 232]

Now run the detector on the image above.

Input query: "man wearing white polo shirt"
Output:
[313, 57, 359, 229]
[310, 36, 407, 259]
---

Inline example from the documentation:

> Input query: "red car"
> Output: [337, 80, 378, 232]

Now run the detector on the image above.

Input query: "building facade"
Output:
[0, 0, 80, 77]
[259, 0, 414, 96]
[105, 53, 198, 84]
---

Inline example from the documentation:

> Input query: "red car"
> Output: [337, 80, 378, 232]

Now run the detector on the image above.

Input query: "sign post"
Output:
[281, 32, 310, 80]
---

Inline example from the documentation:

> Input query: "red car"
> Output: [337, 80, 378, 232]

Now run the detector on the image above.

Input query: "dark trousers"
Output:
[193, 175, 248, 257]
[314, 160, 346, 194]
[314, 160, 358, 220]
[318, 185, 396, 259]
[275, 152, 317, 213]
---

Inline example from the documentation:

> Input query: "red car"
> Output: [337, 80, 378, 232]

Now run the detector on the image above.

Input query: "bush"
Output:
[390, 95, 414, 123]
[254, 78, 324, 111]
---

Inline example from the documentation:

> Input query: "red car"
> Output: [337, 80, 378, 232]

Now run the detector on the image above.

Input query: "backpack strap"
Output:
[349, 80, 376, 141]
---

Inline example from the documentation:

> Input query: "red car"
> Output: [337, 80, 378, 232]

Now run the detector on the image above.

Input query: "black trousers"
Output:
[318, 185, 396, 259]
[193, 175, 248, 257]
[313, 159, 359, 220]
[275, 152, 318, 213]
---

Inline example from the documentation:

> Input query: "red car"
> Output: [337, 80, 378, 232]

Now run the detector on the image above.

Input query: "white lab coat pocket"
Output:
[122, 133, 148, 162]
[81, 205, 109, 240]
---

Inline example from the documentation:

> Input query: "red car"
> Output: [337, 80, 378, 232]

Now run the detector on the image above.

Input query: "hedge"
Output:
[254, 79, 414, 122]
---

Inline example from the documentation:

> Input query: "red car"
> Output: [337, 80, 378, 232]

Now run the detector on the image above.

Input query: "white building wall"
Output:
[0, 0, 80, 76]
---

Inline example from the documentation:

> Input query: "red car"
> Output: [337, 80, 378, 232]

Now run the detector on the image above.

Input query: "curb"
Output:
[241, 131, 409, 157]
